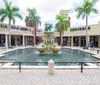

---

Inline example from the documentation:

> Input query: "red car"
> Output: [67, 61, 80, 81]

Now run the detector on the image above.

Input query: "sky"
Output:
[0, 0, 100, 28]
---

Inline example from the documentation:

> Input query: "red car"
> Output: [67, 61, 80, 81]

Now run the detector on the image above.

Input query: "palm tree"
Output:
[25, 8, 41, 46]
[44, 22, 53, 31]
[56, 14, 70, 46]
[75, 0, 98, 48]
[0, 0, 23, 47]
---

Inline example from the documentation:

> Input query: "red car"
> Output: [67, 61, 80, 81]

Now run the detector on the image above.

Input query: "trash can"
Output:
[48, 59, 54, 74]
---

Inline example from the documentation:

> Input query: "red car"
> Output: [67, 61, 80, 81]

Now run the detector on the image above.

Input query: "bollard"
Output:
[48, 59, 54, 74]
[81, 62, 84, 73]
[19, 62, 21, 72]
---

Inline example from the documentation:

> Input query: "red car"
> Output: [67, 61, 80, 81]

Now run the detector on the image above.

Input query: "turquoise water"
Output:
[0, 48, 99, 66]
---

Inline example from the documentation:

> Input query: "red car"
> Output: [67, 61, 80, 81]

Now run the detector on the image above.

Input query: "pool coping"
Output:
[1, 65, 100, 69]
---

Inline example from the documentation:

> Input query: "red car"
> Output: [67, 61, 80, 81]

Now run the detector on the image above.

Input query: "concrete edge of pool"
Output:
[0, 65, 100, 70]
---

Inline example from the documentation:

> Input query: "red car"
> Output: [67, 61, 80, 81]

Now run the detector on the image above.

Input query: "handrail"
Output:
[0, 61, 100, 73]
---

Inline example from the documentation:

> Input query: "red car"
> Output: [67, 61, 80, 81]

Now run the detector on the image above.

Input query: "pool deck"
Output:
[0, 69, 100, 85]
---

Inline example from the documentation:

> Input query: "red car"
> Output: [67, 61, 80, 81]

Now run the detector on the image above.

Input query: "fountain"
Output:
[36, 32, 60, 53]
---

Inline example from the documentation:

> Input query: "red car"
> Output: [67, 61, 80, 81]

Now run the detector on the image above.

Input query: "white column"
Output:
[25, 36, 27, 45]
[15, 36, 17, 46]
[23, 35, 25, 46]
[5, 34, 8, 50]
[88, 36, 90, 41]
[68, 37, 70, 46]
[79, 37, 81, 47]
[71, 36, 73, 46]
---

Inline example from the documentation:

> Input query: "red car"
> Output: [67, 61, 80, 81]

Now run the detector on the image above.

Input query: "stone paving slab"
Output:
[0, 69, 100, 85]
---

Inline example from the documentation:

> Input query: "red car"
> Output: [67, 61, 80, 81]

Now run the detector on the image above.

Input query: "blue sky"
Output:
[0, 0, 100, 28]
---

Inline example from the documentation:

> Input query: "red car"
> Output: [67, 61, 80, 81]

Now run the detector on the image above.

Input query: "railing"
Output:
[0, 61, 100, 73]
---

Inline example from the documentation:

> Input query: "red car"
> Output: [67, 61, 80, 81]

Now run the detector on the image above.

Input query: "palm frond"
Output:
[55, 14, 69, 32]
[0, 9, 8, 16]
[14, 13, 23, 20]
[26, 8, 41, 28]
[0, 14, 7, 22]
[35, 16, 41, 26]
[12, 6, 19, 12]
[25, 16, 29, 22]
[44, 22, 53, 31]
[75, 0, 98, 19]
[0, 0, 22, 24]
[91, 8, 98, 13]
[3, 0, 8, 8]
[3, 0, 12, 11]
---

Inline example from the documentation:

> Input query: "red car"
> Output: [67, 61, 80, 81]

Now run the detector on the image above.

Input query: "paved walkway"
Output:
[0, 69, 100, 85]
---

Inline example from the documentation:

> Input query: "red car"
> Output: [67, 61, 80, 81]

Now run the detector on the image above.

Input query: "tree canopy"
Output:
[55, 14, 70, 33]
[0, 0, 23, 24]
[25, 8, 41, 27]
[44, 22, 53, 31]
[75, 0, 98, 19]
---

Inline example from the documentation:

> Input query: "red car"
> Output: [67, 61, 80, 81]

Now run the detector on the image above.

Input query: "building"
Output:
[67, 24, 100, 48]
[36, 23, 100, 48]
[0, 23, 33, 47]
[0, 10, 100, 48]
[36, 10, 100, 48]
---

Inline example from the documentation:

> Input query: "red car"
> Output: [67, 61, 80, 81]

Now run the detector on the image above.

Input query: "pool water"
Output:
[0, 48, 99, 66]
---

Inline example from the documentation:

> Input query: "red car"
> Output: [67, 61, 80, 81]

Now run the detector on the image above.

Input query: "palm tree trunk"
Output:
[9, 20, 11, 47]
[35, 26, 36, 45]
[35, 22, 38, 45]
[86, 15, 88, 47]
[34, 22, 37, 47]
[34, 27, 36, 47]
[60, 30, 62, 46]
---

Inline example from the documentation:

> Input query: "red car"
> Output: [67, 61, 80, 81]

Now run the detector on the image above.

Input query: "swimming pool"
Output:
[0, 48, 99, 66]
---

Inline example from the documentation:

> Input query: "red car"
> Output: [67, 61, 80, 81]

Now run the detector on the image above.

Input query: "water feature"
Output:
[36, 32, 60, 53]
[0, 48, 100, 66]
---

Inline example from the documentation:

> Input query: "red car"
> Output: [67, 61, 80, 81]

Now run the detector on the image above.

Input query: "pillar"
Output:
[5, 34, 8, 50]
[98, 36, 100, 48]
[25, 36, 28, 45]
[15, 36, 18, 46]
[88, 36, 90, 42]
[68, 37, 70, 46]
[23, 35, 25, 46]
[71, 36, 73, 46]
[79, 37, 81, 46]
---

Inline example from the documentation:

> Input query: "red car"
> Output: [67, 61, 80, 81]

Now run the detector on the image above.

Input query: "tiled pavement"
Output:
[0, 69, 100, 85]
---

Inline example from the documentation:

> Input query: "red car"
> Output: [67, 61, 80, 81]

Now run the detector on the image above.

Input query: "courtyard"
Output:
[0, 69, 100, 85]
[0, 0, 100, 84]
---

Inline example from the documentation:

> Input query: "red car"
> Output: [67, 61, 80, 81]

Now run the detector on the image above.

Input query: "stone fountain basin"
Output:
[51, 46, 61, 53]
[36, 46, 46, 53]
